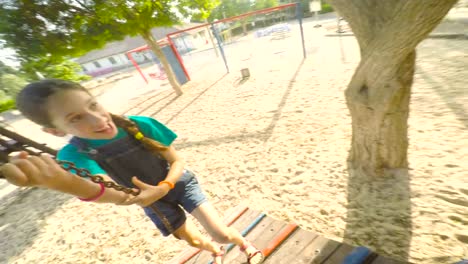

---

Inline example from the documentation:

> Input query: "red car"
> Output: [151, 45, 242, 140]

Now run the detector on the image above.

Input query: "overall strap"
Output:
[69, 137, 98, 155]
[69, 137, 87, 150]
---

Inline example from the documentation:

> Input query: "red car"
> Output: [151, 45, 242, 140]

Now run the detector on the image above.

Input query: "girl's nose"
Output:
[88, 112, 107, 125]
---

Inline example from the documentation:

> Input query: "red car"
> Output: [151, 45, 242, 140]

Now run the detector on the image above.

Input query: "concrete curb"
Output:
[325, 33, 468, 40]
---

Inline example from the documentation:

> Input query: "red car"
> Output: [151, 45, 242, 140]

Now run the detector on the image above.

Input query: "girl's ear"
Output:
[42, 127, 67, 137]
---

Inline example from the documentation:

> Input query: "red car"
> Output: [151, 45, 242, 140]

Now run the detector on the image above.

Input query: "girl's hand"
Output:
[120, 176, 170, 207]
[0, 151, 73, 189]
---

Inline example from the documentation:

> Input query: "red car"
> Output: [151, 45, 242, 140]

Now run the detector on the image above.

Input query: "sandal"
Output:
[212, 246, 225, 264]
[240, 241, 264, 264]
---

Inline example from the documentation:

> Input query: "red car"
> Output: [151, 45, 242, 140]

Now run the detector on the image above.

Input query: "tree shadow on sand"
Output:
[343, 168, 412, 262]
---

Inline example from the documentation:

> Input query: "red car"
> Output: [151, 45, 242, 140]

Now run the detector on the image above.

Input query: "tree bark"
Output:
[141, 32, 183, 96]
[345, 52, 415, 176]
[328, 0, 457, 176]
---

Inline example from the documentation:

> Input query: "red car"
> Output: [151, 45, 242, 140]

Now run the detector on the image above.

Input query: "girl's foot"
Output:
[212, 246, 225, 264]
[240, 241, 264, 264]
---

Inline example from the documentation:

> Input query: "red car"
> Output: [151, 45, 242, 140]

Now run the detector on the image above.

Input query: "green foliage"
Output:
[21, 58, 91, 82]
[0, 61, 16, 76]
[209, 0, 251, 20]
[254, 0, 279, 10]
[209, 0, 280, 21]
[0, 60, 28, 102]
[320, 3, 334, 14]
[0, 73, 27, 98]
[0, 99, 15, 113]
[0, 1, 120, 62]
[0, 89, 7, 101]
[0, 0, 218, 90]
[43, 61, 91, 82]
[0, 0, 218, 61]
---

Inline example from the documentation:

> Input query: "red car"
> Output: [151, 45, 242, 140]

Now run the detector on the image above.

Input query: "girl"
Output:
[1, 79, 263, 264]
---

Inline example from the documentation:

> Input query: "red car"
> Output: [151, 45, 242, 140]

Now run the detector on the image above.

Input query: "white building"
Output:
[77, 25, 211, 78]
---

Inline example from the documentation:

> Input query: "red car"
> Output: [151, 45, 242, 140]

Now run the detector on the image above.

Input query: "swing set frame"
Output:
[126, 2, 306, 84]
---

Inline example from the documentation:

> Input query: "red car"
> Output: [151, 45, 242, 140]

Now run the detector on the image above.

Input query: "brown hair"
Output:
[16, 79, 168, 155]
[110, 114, 168, 154]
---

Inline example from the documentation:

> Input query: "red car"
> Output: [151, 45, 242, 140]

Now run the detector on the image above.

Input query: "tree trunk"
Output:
[141, 32, 183, 96]
[328, 0, 457, 176]
[345, 52, 415, 176]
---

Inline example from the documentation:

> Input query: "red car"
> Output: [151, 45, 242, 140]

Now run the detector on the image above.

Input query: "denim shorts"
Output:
[142, 169, 207, 236]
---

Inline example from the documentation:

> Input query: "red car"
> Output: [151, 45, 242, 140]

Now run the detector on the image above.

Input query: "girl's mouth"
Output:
[95, 123, 114, 134]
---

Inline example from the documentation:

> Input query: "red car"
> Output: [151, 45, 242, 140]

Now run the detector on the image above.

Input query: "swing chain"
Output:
[58, 161, 141, 196]
[58, 162, 174, 232]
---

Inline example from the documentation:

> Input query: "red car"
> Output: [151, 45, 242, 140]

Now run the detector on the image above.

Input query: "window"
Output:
[108, 57, 117, 65]
[93, 61, 101, 68]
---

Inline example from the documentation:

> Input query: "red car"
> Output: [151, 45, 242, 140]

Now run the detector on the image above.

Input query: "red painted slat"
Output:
[262, 223, 298, 258]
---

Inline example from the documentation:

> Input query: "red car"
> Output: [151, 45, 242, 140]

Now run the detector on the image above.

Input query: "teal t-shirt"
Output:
[57, 116, 177, 175]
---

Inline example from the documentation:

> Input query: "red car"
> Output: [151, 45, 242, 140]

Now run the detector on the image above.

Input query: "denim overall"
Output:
[70, 135, 207, 237]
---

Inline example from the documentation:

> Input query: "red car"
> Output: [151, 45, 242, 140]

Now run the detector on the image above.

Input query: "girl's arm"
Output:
[1, 152, 132, 205]
[158, 145, 185, 190]
[56, 173, 133, 204]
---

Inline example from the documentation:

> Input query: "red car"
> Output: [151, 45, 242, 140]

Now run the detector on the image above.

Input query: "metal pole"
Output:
[296, 2, 307, 59]
[127, 52, 148, 84]
[167, 35, 191, 81]
[211, 23, 229, 73]
[205, 19, 219, 57]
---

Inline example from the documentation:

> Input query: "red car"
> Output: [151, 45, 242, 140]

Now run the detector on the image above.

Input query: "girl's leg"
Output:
[191, 202, 263, 263]
[173, 218, 224, 263]
[173, 217, 220, 252]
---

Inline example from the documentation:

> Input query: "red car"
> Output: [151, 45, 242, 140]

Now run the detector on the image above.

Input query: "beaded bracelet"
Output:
[78, 182, 105, 202]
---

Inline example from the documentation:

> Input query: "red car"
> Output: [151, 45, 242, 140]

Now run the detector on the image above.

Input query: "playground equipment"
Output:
[168, 204, 410, 264]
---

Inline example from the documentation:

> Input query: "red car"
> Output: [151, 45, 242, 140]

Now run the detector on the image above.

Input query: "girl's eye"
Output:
[70, 115, 82, 123]
[90, 102, 98, 109]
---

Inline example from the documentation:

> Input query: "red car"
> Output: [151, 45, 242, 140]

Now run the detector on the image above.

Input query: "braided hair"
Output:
[110, 113, 168, 154]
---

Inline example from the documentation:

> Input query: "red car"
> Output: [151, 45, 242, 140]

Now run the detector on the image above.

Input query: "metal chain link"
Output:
[59, 161, 175, 233]
[58, 161, 141, 196]
[0, 160, 139, 196]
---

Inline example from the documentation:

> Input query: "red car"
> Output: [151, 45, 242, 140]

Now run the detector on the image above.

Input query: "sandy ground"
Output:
[0, 14, 467, 264]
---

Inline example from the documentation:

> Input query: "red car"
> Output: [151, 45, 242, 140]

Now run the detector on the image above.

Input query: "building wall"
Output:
[81, 53, 153, 77]
[172, 30, 211, 54]
[81, 54, 130, 72]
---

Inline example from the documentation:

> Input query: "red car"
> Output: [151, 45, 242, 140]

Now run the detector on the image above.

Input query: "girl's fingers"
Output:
[39, 153, 59, 168]
[8, 151, 29, 162]
[12, 159, 41, 185]
[131, 176, 151, 189]
[27, 156, 49, 173]
[0, 163, 30, 187]
[119, 195, 140, 206]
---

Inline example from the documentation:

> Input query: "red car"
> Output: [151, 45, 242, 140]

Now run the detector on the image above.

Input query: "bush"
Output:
[0, 99, 16, 113]
[319, 3, 334, 14]
[1, 74, 27, 98]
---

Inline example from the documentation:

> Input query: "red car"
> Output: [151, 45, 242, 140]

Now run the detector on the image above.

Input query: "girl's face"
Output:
[45, 90, 118, 139]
